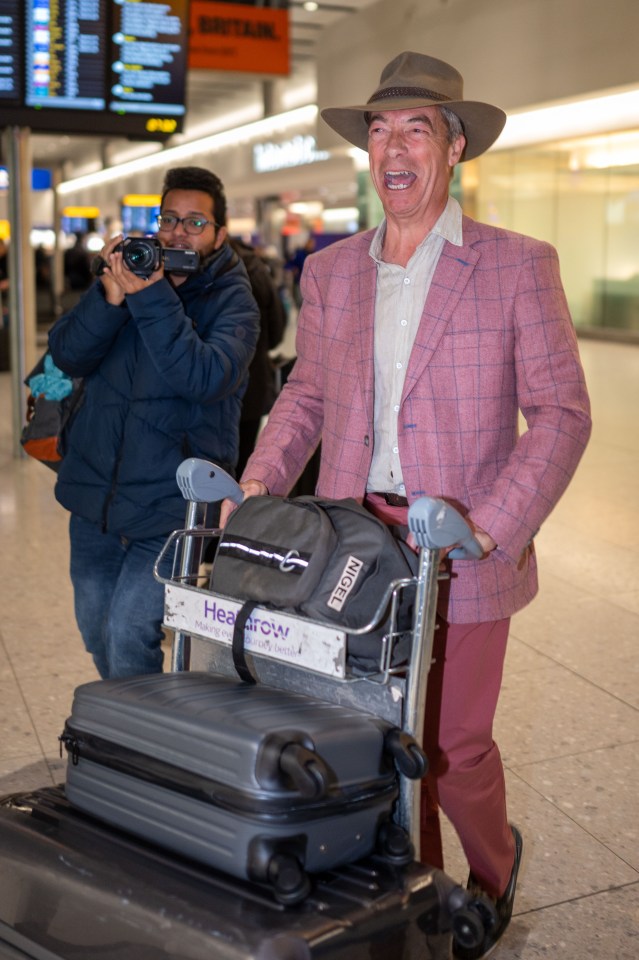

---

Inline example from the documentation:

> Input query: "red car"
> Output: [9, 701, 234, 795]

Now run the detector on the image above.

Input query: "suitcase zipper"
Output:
[60, 724, 399, 821]
[59, 731, 80, 765]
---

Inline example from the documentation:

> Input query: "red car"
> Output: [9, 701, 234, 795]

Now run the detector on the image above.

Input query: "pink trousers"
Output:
[364, 494, 516, 898]
[420, 617, 515, 897]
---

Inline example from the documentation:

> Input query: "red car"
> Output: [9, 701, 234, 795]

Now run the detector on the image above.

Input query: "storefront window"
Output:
[464, 129, 639, 337]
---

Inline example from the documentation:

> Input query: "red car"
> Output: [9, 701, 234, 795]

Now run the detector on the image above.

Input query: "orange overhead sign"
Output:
[189, 1, 290, 76]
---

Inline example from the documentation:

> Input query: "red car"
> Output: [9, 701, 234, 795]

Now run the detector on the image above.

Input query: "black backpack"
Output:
[209, 495, 417, 680]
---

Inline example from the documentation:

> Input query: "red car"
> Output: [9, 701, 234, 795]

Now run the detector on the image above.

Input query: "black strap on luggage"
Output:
[232, 601, 258, 683]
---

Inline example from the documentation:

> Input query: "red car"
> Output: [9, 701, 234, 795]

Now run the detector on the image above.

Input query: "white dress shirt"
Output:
[366, 195, 463, 495]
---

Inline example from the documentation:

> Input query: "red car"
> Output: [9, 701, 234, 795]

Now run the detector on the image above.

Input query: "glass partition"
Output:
[463, 129, 639, 337]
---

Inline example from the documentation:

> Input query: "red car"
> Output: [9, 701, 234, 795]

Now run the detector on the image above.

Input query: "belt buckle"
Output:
[383, 492, 408, 508]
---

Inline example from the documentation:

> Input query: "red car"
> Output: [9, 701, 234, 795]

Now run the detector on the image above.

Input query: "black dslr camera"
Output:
[92, 237, 199, 278]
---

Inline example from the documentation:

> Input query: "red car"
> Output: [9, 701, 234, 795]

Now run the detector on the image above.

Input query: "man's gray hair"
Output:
[439, 106, 465, 145]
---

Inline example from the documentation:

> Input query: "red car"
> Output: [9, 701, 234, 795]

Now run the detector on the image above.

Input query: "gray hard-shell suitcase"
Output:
[61, 671, 425, 904]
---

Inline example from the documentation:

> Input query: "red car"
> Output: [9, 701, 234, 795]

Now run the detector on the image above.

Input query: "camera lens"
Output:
[125, 240, 154, 269]
[121, 237, 161, 277]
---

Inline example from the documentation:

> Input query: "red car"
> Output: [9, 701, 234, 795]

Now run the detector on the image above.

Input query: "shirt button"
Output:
[393, 446, 399, 453]
[396, 362, 402, 369]
[401, 319, 407, 326]
[403, 277, 410, 285]
[394, 404, 400, 412]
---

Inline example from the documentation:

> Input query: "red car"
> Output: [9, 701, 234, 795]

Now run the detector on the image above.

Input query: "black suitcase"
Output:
[0, 785, 465, 960]
[60, 671, 426, 903]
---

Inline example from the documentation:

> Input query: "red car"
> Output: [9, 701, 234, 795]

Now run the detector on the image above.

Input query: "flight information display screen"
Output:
[0, 0, 189, 140]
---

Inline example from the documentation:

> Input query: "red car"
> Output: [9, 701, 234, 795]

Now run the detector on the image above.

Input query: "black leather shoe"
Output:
[453, 825, 523, 960]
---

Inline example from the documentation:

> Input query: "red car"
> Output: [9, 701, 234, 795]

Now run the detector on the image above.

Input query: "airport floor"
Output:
[0, 336, 638, 958]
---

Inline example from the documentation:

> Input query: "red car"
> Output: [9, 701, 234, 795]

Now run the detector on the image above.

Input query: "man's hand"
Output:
[99, 234, 164, 304]
[406, 523, 496, 558]
[97, 235, 126, 305]
[219, 478, 268, 528]
[472, 527, 497, 556]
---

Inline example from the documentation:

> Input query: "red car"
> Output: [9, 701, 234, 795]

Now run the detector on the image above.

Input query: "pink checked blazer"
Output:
[245, 216, 592, 622]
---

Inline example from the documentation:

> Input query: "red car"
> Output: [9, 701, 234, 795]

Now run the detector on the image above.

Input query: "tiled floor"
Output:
[1, 338, 638, 957]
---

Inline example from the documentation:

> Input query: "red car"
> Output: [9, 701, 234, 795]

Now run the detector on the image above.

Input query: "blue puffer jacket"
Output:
[49, 244, 259, 539]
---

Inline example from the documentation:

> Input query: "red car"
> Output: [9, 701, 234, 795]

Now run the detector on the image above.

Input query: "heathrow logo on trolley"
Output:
[164, 584, 347, 678]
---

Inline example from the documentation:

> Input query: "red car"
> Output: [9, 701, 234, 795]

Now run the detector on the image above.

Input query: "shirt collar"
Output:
[369, 195, 463, 262]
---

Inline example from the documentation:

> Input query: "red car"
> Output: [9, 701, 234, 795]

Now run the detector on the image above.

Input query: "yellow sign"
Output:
[62, 206, 100, 218]
[146, 118, 178, 135]
[121, 195, 162, 207]
[189, 1, 289, 76]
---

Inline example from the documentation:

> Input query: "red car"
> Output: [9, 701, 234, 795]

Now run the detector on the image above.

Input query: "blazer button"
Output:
[364, 435, 370, 446]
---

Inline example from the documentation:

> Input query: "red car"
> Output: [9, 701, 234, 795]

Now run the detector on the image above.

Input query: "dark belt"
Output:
[371, 491, 409, 508]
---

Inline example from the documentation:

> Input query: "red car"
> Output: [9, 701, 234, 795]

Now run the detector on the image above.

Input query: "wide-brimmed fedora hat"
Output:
[321, 51, 506, 161]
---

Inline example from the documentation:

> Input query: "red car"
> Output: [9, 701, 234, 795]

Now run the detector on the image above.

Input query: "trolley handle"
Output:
[408, 498, 483, 559]
[176, 458, 243, 505]
[175, 460, 484, 561]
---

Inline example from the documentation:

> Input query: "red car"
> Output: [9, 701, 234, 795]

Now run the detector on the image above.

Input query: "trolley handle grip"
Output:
[408, 497, 483, 559]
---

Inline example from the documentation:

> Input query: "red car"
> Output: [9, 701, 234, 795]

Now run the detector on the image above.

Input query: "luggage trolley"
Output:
[151, 458, 496, 949]
[0, 457, 496, 960]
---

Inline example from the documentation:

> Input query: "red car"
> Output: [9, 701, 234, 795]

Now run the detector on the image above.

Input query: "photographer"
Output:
[48, 166, 259, 679]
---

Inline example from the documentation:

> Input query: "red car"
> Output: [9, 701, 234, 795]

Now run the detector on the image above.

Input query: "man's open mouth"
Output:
[384, 171, 416, 190]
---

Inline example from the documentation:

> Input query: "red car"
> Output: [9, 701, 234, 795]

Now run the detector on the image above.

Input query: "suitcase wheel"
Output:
[257, 736, 331, 799]
[376, 821, 413, 866]
[384, 728, 428, 779]
[279, 743, 330, 799]
[267, 853, 312, 905]
[451, 908, 486, 950]
[451, 893, 498, 951]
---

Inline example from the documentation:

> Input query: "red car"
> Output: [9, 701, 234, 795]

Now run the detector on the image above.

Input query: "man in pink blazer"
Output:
[222, 52, 591, 959]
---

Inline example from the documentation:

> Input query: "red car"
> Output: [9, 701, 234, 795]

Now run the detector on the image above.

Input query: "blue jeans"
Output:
[69, 514, 175, 679]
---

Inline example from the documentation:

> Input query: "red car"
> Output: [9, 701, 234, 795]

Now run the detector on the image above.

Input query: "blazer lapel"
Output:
[402, 239, 480, 403]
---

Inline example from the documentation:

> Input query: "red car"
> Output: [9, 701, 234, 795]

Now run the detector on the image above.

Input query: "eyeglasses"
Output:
[156, 214, 218, 235]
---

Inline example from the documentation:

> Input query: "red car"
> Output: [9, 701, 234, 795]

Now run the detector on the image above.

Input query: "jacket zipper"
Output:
[101, 444, 125, 532]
